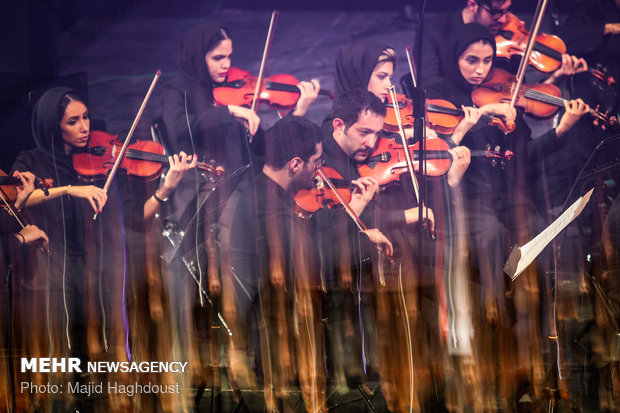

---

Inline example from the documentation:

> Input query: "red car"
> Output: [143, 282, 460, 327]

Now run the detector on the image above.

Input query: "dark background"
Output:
[0, 0, 570, 170]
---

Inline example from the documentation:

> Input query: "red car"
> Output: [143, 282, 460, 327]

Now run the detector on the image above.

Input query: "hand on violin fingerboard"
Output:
[604, 23, 620, 35]
[556, 99, 590, 138]
[480, 103, 516, 125]
[447, 146, 471, 187]
[451, 106, 483, 145]
[544, 54, 588, 84]
[13, 171, 36, 210]
[160, 152, 198, 196]
[292, 79, 320, 117]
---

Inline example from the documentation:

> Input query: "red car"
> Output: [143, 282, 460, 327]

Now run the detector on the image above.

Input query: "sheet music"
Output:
[504, 188, 594, 280]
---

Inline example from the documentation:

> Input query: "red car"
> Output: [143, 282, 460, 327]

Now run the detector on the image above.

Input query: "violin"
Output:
[358, 136, 453, 186]
[213, 67, 334, 111]
[472, 68, 617, 128]
[496, 13, 614, 86]
[294, 166, 351, 218]
[384, 93, 514, 135]
[72, 131, 225, 182]
[0, 170, 54, 201]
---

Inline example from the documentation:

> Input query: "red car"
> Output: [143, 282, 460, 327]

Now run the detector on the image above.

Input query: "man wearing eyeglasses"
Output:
[420, 0, 510, 87]
[420, 0, 586, 90]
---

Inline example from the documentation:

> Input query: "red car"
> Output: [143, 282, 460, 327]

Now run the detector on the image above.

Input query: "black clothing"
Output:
[162, 21, 262, 174]
[161, 76, 256, 175]
[420, 10, 465, 87]
[335, 41, 390, 98]
[556, 0, 620, 91]
[12, 87, 147, 359]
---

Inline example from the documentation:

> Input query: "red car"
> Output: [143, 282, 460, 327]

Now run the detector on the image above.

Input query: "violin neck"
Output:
[426, 103, 497, 124]
[0, 177, 22, 186]
[266, 80, 333, 97]
[523, 88, 606, 122]
[124, 148, 212, 172]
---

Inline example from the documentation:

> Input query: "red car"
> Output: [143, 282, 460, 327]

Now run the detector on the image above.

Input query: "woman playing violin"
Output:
[162, 21, 320, 174]
[10, 87, 194, 411]
[426, 22, 591, 406]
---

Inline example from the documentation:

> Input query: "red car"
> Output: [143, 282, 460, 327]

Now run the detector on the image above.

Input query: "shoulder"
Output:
[12, 149, 45, 173]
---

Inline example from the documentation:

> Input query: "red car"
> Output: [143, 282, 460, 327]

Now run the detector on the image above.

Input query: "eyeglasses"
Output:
[478, 2, 511, 19]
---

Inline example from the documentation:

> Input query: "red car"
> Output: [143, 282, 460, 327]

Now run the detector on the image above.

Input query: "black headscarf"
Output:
[431, 23, 496, 106]
[31, 86, 82, 179]
[335, 40, 392, 98]
[177, 21, 228, 106]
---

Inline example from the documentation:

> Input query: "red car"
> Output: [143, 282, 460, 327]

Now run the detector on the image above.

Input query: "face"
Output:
[458, 41, 494, 85]
[295, 142, 323, 187]
[471, 0, 511, 34]
[367, 61, 393, 102]
[334, 110, 384, 162]
[60, 100, 90, 152]
[205, 38, 232, 83]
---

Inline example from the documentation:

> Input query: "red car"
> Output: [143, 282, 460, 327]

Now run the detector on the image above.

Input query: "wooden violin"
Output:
[294, 166, 351, 218]
[384, 93, 514, 135]
[496, 12, 614, 86]
[0, 170, 54, 201]
[472, 68, 617, 128]
[358, 136, 453, 187]
[72, 131, 225, 182]
[213, 67, 334, 111]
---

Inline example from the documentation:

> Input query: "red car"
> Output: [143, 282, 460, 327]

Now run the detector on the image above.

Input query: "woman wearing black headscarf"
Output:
[427, 23, 591, 408]
[427, 23, 589, 318]
[162, 21, 320, 174]
[11, 87, 194, 410]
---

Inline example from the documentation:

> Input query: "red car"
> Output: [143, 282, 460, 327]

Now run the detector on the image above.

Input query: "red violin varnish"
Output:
[294, 166, 352, 218]
[213, 67, 333, 111]
[358, 136, 453, 186]
[72, 131, 224, 182]
[496, 12, 614, 86]
[472, 68, 617, 128]
[0, 169, 53, 201]
[384, 93, 513, 135]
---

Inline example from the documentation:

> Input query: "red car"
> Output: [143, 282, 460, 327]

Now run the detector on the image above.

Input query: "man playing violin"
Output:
[319, 88, 448, 409]
[217, 114, 391, 412]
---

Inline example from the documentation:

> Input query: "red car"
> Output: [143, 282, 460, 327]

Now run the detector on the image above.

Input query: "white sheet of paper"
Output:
[506, 188, 594, 280]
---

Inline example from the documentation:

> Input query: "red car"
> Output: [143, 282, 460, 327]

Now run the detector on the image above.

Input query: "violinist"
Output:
[420, 0, 588, 88]
[162, 21, 320, 174]
[426, 23, 591, 407]
[318, 88, 442, 409]
[0, 171, 48, 412]
[10, 87, 194, 411]
[217, 115, 390, 412]
[333, 40, 471, 187]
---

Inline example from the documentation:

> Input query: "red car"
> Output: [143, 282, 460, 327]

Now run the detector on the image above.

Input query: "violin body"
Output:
[472, 68, 561, 118]
[425, 99, 463, 135]
[358, 136, 452, 186]
[496, 13, 566, 73]
[294, 166, 351, 217]
[213, 67, 333, 111]
[73, 131, 164, 182]
[384, 93, 414, 132]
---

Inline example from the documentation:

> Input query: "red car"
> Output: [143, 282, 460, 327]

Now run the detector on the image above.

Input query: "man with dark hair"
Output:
[217, 115, 323, 407]
[420, 0, 586, 88]
[421, 0, 511, 87]
[326, 88, 434, 225]
[319, 89, 437, 404]
[218, 115, 391, 411]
